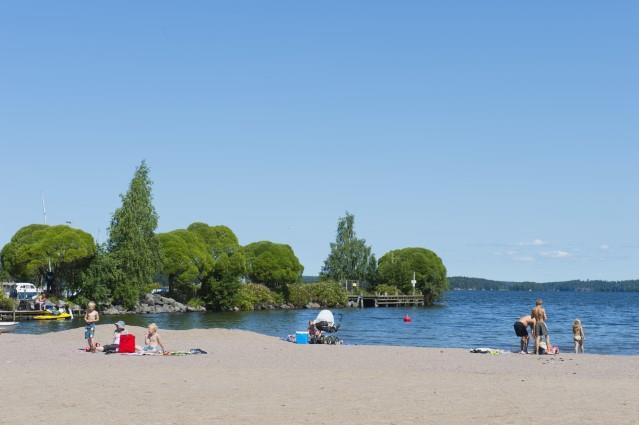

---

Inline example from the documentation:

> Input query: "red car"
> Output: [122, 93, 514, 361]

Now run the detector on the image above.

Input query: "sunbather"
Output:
[137, 323, 166, 354]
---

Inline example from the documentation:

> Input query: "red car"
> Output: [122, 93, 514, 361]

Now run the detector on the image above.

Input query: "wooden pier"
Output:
[0, 308, 82, 321]
[348, 294, 424, 308]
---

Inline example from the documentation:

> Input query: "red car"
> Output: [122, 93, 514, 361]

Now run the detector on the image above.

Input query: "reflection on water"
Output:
[14, 291, 639, 355]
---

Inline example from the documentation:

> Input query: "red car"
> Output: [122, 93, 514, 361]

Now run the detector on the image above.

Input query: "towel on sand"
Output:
[470, 347, 507, 355]
[121, 348, 208, 356]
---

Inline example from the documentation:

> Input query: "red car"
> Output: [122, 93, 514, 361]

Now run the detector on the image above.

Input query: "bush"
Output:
[286, 283, 312, 307]
[200, 277, 240, 311]
[287, 281, 347, 308]
[186, 297, 205, 309]
[0, 293, 16, 310]
[234, 283, 283, 311]
[373, 284, 402, 295]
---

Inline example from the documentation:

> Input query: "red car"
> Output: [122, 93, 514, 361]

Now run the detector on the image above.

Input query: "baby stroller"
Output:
[309, 310, 342, 345]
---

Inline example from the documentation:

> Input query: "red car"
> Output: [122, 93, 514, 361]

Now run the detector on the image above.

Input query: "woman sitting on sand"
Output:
[137, 323, 166, 354]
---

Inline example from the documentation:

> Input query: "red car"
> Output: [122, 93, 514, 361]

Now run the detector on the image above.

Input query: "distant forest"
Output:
[448, 276, 639, 292]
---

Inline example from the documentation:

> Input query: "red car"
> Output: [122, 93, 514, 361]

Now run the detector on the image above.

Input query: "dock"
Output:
[348, 294, 424, 308]
[0, 308, 82, 321]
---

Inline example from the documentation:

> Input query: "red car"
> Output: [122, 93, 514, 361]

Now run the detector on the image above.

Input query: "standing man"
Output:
[531, 298, 551, 355]
[514, 315, 536, 353]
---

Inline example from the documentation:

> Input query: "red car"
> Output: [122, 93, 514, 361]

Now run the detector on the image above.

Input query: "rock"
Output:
[103, 294, 193, 315]
[186, 305, 206, 312]
[305, 302, 321, 309]
[102, 304, 129, 315]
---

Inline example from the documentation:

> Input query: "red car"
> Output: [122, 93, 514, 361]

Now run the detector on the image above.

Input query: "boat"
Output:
[3, 282, 40, 301]
[33, 313, 72, 320]
[0, 321, 18, 333]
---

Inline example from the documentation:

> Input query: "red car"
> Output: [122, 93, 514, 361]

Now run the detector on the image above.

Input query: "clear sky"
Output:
[1, 2, 637, 281]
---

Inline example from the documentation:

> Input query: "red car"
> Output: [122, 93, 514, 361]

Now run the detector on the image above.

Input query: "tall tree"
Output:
[321, 212, 376, 286]
[377, 247, 447, 305]
[107, 161, 160, 308]
[75, 243, 120, 305]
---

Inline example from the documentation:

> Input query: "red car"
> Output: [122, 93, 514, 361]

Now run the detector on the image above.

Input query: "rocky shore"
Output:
[101, 294, 345, 314]
[102, 293, 206, 314]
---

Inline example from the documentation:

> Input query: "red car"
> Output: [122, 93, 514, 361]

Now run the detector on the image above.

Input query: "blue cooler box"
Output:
[295, 331, 309, 344]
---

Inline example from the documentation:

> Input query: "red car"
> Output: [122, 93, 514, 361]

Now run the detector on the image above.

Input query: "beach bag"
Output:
[119, 334, 135, 353]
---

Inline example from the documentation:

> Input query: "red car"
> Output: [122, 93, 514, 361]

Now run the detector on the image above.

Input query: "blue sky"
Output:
[1, 2, 638, 281]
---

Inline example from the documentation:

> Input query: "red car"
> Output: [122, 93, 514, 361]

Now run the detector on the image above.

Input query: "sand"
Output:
[1, 325, 638, 425]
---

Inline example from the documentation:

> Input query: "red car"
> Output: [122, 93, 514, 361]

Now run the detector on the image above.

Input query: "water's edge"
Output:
[12, 291, 639, 355]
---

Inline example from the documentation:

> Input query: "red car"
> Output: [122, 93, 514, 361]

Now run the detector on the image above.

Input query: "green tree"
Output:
[377, 247, 447, 304]
[244, 241, 303, 290]
[185, 223, 246, 309]
[157, 229, 214, 302]
[320, 212, 377, 287]
[187, 223, 246, 280]
[0, 224, 96, 295]
[75, 244, 120, 305]
[107, 161, 160, 308]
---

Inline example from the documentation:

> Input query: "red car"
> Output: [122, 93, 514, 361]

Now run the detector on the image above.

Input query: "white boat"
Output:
[0, 322, 18, 333]
[3, 282, 40, 301]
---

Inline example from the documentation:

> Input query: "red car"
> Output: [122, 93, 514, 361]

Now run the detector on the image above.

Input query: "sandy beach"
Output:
[1, 325, 638, 425]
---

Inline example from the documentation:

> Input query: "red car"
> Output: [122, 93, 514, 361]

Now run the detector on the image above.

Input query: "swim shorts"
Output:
[84, 323, 96, 339]
[514, 321, 528, 337]
[534, 321, 548, 337]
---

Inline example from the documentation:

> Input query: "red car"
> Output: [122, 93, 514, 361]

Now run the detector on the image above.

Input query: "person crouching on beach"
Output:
[84, 301, 100, 353]
[573, 319, 585, 353]
[514, 315, 535, 354]
[137, 323, 166, 354]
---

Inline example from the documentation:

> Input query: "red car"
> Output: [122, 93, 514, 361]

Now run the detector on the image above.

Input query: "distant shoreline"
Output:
[448, 276, 639, 292]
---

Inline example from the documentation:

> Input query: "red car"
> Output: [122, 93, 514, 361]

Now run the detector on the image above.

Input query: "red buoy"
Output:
[403, 314, 412, 323]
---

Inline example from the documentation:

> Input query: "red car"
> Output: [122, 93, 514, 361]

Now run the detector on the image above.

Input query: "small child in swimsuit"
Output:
[84, 301, 100, 353]
[573, 319, 585, 353]
[139, 323, 166, 354]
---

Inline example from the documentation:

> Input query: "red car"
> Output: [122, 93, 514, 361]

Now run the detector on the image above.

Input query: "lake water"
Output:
[12, 291, 639, 355]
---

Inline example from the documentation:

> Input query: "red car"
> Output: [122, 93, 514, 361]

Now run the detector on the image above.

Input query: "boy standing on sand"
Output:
[531, 299, 551, 355]
[84, 301, 99, 352]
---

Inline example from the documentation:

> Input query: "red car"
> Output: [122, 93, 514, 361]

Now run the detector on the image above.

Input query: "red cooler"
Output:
[119, 334, 135, 353]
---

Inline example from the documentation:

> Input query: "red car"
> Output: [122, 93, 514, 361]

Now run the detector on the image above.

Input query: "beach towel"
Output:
[470, 347, 507, 355]
[120, 348, 208, 356]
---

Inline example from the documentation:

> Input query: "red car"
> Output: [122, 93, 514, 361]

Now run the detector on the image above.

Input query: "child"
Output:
[84, 301, 100, 353]
[140, 323, 166, 354]
[98, 321, 128, 353]
[308, 320, 321, 343]
[573, 319, 585, 353]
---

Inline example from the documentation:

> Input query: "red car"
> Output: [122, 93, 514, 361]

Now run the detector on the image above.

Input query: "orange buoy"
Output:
[403, 314, 412, 323]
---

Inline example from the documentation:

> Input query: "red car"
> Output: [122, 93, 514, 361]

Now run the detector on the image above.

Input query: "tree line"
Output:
[449, 276, 639, 292]
[0, 161, 447, 310]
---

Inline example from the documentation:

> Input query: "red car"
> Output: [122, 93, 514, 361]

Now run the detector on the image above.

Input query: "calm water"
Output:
[12, 291, 639, 355]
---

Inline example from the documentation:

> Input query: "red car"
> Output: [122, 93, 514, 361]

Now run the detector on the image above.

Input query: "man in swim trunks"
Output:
[531, 298, 551, 355]
[514, 315, 535, 353]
